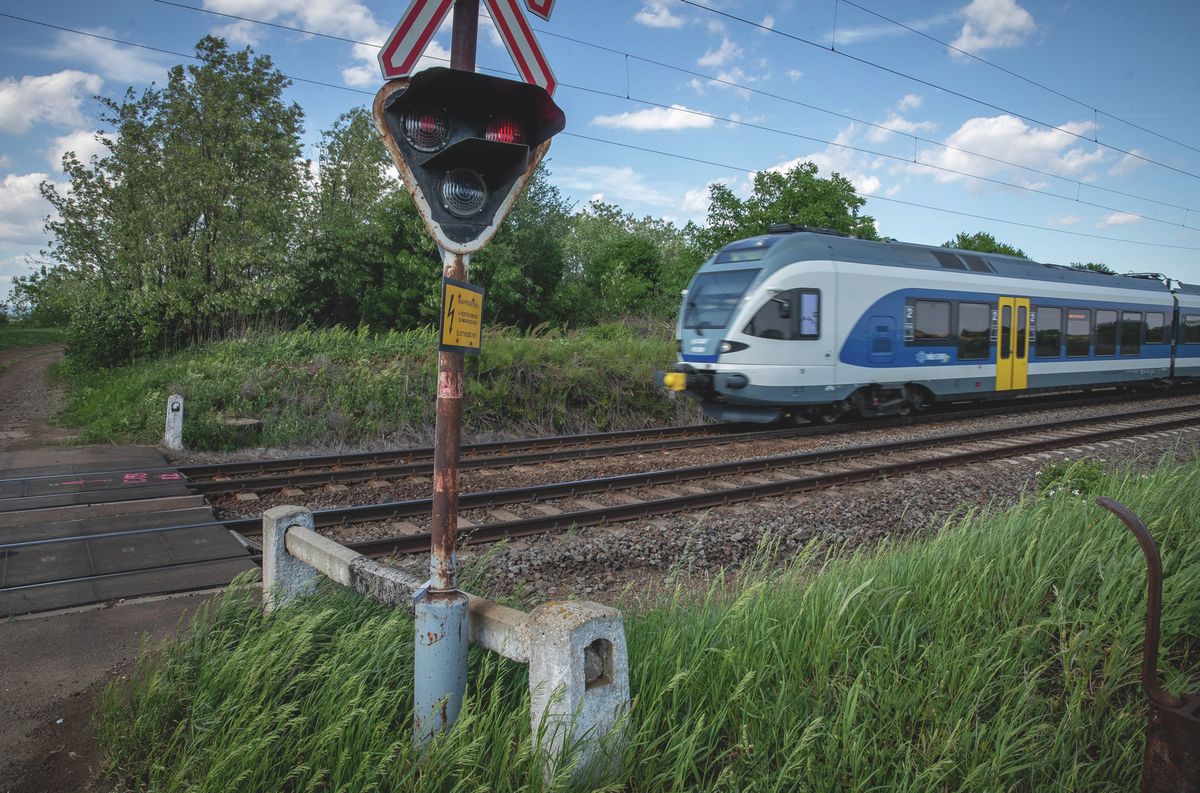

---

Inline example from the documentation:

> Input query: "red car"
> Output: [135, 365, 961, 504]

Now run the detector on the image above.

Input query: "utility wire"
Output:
[148, 0, 1200, 220]
[840, 0, 1200, 157]
[4, 11, 1198, 253]
[675, 0, 1200, 182]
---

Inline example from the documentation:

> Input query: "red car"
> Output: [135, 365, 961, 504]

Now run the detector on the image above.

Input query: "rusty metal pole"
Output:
[412, 1, 479, 746]
[1096, 497, 1199, 792]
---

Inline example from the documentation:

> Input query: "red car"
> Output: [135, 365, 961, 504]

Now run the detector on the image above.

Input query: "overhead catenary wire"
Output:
[674, 0, 1200, 183]
[146, 0, 1200, 223]
[839, 0, 1200, 158]
[3, 11, 1199, 253]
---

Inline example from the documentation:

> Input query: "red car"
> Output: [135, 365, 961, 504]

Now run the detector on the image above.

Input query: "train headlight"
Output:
[719, 340, 749, 354]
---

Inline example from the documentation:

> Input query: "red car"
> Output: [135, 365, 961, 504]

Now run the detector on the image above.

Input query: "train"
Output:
[662, 224, 1200, 423]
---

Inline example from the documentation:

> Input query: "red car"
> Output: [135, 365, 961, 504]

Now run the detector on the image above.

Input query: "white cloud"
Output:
[950, 0, 1036, 56]
[45, 129, 110, 170]
[203, 0, 393, 87]
[833, 12, 956, 46]
[47, 29, 170, 84]
[1101, 212, 1140, 226]
[787, 69, 804, 81]
[866, 97, 937, 144]
[698, 37, 743, 68]
[591, 105, 715, 131]
[1109, 150, 1147, 177]
[917, 114, 1106, 187]
[554, 165, 675, 206]
[762, 125, 887, 197]
[634, 1, 685, 29]
[1047, 214, 1081, 226]
[0, 173, 56, 245]
[0, 71, 102, 134]
[897, 94, 923, 112]
[760, 15, 775, 30]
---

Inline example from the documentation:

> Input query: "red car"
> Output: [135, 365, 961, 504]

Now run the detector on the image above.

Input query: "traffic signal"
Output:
[373, 67, 566, 254]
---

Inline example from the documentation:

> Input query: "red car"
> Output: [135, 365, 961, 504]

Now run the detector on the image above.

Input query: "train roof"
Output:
[710, 227, 1181, 295]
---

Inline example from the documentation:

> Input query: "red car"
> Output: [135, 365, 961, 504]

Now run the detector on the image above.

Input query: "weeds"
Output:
[98, 457, 1200, 791]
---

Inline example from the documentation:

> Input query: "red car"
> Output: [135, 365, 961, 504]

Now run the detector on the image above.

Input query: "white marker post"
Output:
[164, 394, 184, 451]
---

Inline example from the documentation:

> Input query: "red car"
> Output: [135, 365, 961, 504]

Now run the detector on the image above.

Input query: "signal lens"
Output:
[440, 169, 488, 217]
[485, 117, 525, 145]
[401, 107, 449, 151]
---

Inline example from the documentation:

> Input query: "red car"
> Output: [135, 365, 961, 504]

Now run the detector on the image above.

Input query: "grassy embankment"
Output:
[57, 323, 696, 450]
[0, 325, 66, 375]
[98, 458, 1200, 791]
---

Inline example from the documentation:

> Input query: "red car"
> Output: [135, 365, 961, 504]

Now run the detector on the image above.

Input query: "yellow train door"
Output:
[996, 297, 1030, 391]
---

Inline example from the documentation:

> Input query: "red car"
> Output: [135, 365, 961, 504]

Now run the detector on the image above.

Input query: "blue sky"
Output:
[2, 0, 1198, 303]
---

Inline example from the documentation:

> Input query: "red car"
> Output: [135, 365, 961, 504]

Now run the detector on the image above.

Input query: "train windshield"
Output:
[683, 269, 759, 332]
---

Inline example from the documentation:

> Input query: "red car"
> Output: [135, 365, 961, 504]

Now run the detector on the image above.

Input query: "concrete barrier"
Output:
[261, 506, 629, 784]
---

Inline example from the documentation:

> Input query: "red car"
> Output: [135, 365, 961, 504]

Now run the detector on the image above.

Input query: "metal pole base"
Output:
[413, 590, 470, 744]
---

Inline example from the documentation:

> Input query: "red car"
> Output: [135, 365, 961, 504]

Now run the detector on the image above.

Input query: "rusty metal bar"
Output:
[451, 0, 479, 71]
[1096, 497, 1183, 708]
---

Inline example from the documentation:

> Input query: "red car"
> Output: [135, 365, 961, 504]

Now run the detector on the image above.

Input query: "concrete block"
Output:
[163, 394, 184, 451]
[261, 505, 318, 612]
[349, 557, 424, 607]
[285, 526, 360, 587]
[523, 600, 630, 785]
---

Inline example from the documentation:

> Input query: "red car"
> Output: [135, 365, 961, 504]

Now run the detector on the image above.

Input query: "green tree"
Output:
[295, 108, 438, 329]
[470, 164, 573, 327]
[698, 162, 878, 252]
[29, 36, 305, 365]
[942, 231, 1028, 258]
[1070, 261, 1117, 274]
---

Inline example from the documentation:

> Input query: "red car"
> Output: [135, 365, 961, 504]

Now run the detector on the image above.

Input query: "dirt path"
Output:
[0, 344, 76, 451]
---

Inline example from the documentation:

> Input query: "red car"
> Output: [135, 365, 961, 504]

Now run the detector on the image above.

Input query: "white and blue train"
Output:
[663, 225, 1200, 423]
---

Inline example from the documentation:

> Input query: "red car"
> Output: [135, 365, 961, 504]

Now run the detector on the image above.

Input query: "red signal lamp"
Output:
[484, 117, 525, 145]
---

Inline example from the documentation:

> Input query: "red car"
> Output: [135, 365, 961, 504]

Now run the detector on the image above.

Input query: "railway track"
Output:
[181, 386, 1200, 496]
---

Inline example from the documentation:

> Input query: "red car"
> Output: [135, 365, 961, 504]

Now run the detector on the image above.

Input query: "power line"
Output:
[840, 0, 1200, 157]
[4, 11, 1198, 254]
[675, 0, 1200, 183]
[148, 0, 1200, 221]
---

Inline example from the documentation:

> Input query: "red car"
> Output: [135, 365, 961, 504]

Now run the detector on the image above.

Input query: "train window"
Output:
[1145, 313, 1166, 344]
[1066, 310, 1091, 357]
[1000, 305, 1011, 359]
[1035, 307, 1063, 357]
[1185, 315, 1200, 344]
[911, 300, 952, 343]
[1120, 312, 1142, 356]
[683, 269, 760, 330]
[1016, 306, 1027, 359]
[743, 289, 820, 340]
[1095, 310, 1118, 355]
[933, 251, 967, 270]
[957, 302, 990, 360]
[961, 254, 993, 273]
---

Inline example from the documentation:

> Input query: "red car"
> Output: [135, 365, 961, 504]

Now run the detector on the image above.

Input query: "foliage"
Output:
[0, 324, 66, 351]
[56, 323, 695, 449]
[1070, 261, 1117, 274]
[98, 458, 1200, 791]
[942, 231, 1028, 258]
[1038, 458, 1108, 498]
[23, 37, 304, 366]
[292, 108, 441, 329]
[699, 162, 879, 252]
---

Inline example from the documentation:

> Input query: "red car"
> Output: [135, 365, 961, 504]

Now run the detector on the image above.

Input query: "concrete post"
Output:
[524, 601, 630, 785]
[163, 394, 184, 451]
[261, 505, 319, 612]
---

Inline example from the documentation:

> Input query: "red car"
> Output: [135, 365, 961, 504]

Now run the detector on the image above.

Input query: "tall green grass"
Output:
[57, 323, 695, 450]
[98, 458, 1200, 791]
[0, 324, 66, 351]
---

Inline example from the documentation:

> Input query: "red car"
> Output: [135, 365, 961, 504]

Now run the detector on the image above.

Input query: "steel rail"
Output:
[343, 413, 1200, 557]
[185, 391, 1200, 496]
[8, 402, 1199, 550]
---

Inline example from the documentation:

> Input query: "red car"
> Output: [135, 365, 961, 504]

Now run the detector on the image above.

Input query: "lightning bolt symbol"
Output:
[446, 293, 456, 328]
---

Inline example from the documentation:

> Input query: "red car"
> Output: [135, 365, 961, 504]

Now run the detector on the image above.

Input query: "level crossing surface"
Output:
[0, 446, 256, 617]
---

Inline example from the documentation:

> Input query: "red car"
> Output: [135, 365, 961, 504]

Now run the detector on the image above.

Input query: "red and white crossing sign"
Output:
[524, 0, 555, 20]
[484, 0, 556, 94]
[378, 0, 557, 96]
[378, 0, 454, 80]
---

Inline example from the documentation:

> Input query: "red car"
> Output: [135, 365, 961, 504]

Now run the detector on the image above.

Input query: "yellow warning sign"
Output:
[440, 278, 485, 354]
